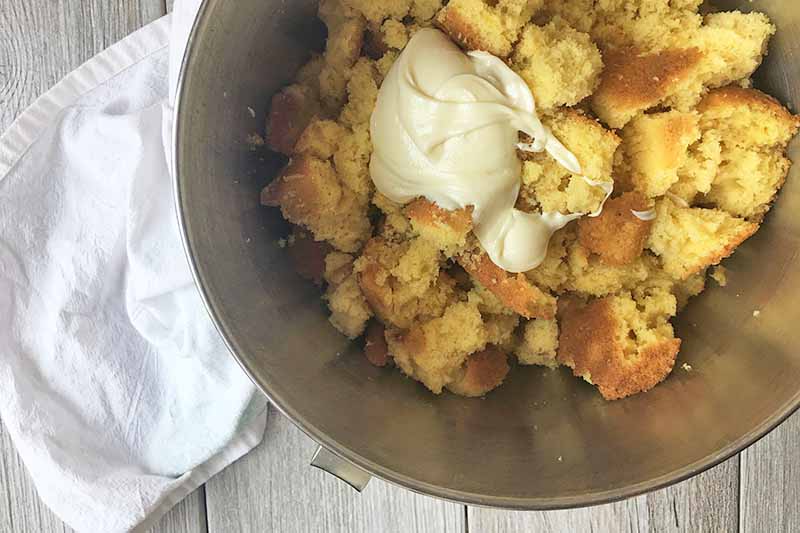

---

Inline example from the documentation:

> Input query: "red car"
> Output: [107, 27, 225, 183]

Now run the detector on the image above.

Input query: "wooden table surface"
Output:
[0, 1, 798, 532]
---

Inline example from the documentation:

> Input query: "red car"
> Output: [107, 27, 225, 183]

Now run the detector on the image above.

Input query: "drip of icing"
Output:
[369, 28, 610, 273]
[631, 209, 657, 221]
[666, 192, 690, 208]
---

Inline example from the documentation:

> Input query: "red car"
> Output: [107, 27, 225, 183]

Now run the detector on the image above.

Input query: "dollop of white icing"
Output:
[369, 28, 610, 272]
[631, 209, 657, 221]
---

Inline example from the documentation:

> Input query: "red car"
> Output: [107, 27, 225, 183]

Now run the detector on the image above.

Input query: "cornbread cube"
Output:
[699, 86, 800, 150]
[484, 313, 521, 349]
[296, 54, 325, 92]
[382, 19, 411, 49]
[286, 229, 332, 285]
[511, 17, 603, 110]
[591, 47, 704, 129]
[261, 155, 371, 252]
[333, 124, 373, 205]
[342, 0, 411, 23]
[705, 146, 791, 221]
[565, 242, 653, 297]
[339, 58, 380, 129]
[411, 0, 444, 22]
[386, 300, 487, 393]
[364, 321, 391, 367]
[468, 283, 515, 316]
[458, 246, 556, 319]
[667, 129, 722, 204]
[524, 228, 572, 292]
[435, 0, 543, 57]
[318, 7, 367, 113]
[693, 12, 775, 91]
[355, 237, 456, 328]
[538, 0, 595, 34]
[647, 198, 758, 279]
[515, 319, 559, 368]
[326, 272, 373, 338]
[590, 0, 702, 53]
[578, 192, 654, 266]
[558, 293, 680, 400]
[324, 251, 355, 286]
[519, 109, 619, 214]
[376, 50, 400, 80]
[446, 346, 511, 397]
[621, 111, 701, 197]
[404, 198, 473, 255]
[266, 84, 321, 156]
[294, 119, 347, 160]
[372, 192, 411, 237]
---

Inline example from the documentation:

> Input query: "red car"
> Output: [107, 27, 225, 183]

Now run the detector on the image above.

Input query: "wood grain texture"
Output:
[0, 0, 164, 130]
[147, 489, 208, 533]
[468, 457, 739, 533]
[204, 410, 465, 533]
[0, 422, 71, 533]
[0, 2, 207, 532]
[741, 411, 800, 533]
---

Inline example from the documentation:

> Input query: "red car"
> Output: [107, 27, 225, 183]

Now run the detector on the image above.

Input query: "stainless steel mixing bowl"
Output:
[174, 0, 800, 508]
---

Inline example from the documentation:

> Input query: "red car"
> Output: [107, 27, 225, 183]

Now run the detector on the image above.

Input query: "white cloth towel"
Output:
[0, 2, 269, 532]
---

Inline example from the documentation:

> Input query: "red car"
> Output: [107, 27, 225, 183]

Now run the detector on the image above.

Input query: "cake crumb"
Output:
[682, 363, 693, 372]
[753, 310, 761, 317]
[711, 266, 728, 287]
[247, 106, 256, 118]
[277, 238, 288, 248]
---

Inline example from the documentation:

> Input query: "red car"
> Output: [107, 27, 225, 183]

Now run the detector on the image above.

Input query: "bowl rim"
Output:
[172, 0, 800, 510]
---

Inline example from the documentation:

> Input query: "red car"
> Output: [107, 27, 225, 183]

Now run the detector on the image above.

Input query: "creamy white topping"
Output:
[370, 29, 610, 272]
[631, 209, 657, 221]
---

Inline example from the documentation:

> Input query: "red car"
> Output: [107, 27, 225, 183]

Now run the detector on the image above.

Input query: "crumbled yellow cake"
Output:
[558, 292, 680, 400]
[647, 198, 758, 280]
[515, 319, 559, 368]
[619, 111, 701, 198]
[578, 192, 653, 266]
[436, 0, 543, 58]
[519, 109, 619, 214]
[386, 299, 488, 393]
[511, 17, 602, 111]
[405, 198, 473, 255]
[261, 0, 799, 400]
[446, 347, 511, 397]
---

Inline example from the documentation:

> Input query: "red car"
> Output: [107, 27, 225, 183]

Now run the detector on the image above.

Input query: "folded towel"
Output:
[0, 3, 268, 532]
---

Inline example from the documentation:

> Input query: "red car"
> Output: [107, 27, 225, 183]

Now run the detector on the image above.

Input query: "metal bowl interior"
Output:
[174, 0, 800, 508]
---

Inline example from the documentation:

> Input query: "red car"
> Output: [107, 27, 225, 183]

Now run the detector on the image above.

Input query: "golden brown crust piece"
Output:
[261, 156, 340, 219]
[446, 346, 510, 397]
[404, 198, 473, 252]
[647, 199, 759, 280]
[698, 85, 800, 148]
[457, 248, 556, 319]
[262, 155, 370, 252]
[266, 85, 321, 156]
[578, 192, 653, 266]
[287, 230, 332, 285]
[356, 237, 455, 328]
[591, 47, 703, 129]
[557, 297, 680, 401]
[364, 321, 390, 367]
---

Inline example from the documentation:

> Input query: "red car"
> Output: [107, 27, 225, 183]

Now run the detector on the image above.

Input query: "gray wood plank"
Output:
[741, 411, 800, 533]
[204, 410, 465, 533]
[147, 489, 208, 533]
[0, 1, 206, 532]
[0, 421, 71, 533]
[468, 457, 739, 532]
